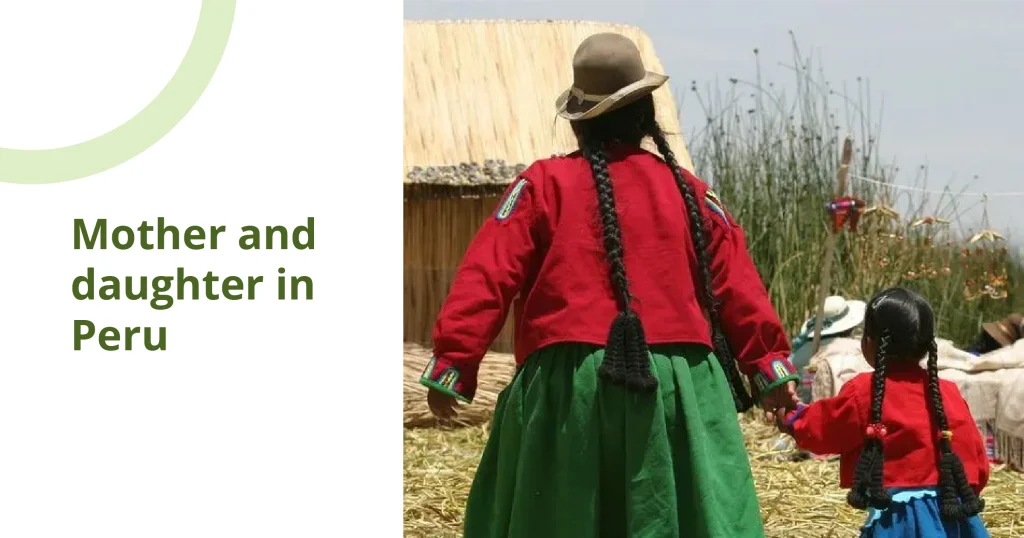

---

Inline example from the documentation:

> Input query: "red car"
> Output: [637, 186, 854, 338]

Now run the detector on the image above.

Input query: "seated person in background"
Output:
[965, 313, 1022, 356]
[789, 295, 866, 403]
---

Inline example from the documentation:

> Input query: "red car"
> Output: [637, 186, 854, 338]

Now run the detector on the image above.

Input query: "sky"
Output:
[405, 0, 1024, 248]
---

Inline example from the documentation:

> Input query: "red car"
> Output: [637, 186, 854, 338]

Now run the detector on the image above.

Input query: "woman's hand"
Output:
[773, 407, 794, 433]
[759, 380, 801, 422]
[427, 388, 460, 420]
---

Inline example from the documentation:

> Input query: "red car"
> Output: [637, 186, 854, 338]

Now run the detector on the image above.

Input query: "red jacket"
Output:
[782, 363, 990, 493]
[420, 146, 796, 402]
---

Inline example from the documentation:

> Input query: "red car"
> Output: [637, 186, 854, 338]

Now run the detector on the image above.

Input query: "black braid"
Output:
[581, 140, 657, 392]
[650, 125, 753, 411]
[569, 94, 759, 402]
[587, 146, 630, 309]
[847, 331, 892, 510]
[928, 340, 985, 518]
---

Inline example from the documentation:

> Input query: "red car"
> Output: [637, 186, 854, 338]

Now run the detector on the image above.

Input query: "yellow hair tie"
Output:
[939, 430, 954, 440]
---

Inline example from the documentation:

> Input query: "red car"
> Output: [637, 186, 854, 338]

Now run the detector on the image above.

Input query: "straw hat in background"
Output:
[982, 313, 1024, 348]
[798, 296, 867, 339]
[555, 32, 668, 121]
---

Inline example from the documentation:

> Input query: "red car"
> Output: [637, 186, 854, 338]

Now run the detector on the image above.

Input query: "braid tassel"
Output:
[582, 141, 657, 394]
[623, 310, 657, 391]
[848, 333, 892, 510]
[927, 342, 985, 519]
[598, 310, 657, 392]
[846, 439, 877, 509]
[937, 442, 968, 520]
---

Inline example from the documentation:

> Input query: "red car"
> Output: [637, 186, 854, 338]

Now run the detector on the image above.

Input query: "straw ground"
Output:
[403, 418, 1024, 537]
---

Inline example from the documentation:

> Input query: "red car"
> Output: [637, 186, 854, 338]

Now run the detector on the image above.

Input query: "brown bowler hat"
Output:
[556, 32, 669, 121]
[982, 313, 1023, 348]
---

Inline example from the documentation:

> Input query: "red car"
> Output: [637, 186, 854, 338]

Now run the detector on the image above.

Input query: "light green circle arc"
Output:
[0, 0, 236, 185]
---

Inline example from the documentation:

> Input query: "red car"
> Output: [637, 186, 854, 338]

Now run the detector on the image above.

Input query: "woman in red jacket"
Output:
[777, 287, 989, 537]
[420, 33, 798, 537]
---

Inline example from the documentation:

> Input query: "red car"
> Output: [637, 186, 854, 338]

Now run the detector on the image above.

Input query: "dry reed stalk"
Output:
[997, 429, 1024, 472]
[403, 20, 693, 187]
[403, 196, 516, 352]
[810, 135, 854, 353]
[404, 343, 517, 428]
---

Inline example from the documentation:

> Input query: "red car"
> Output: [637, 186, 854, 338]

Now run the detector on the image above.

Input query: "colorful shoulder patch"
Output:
[495, 178, 529, 222]
[704, 189, 732, 227]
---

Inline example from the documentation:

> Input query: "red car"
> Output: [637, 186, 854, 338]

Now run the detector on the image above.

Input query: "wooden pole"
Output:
[811, 135, 855, 353]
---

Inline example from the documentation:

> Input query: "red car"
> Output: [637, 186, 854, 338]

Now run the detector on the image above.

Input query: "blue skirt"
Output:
[860, 489, 989, 538]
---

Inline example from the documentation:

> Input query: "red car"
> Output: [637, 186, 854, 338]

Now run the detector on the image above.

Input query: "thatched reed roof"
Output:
[405, 20, 694, 200]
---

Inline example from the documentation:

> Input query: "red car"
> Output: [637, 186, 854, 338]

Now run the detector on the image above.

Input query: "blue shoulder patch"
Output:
[495, 178, 529, 222]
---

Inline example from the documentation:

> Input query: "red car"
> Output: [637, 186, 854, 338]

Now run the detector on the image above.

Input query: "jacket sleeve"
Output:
[781, 374, 868, 455]
[419, 173, 546, 403]
[688, 171, 797, 400]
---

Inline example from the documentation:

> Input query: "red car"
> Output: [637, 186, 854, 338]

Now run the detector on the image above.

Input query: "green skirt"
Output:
[463, 343, 764, 538]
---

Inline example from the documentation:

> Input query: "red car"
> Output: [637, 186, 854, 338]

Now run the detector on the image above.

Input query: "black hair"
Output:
[965, 330, 1000, 355]
[848, 286, 984, 518]
[570, 95, 753, 410]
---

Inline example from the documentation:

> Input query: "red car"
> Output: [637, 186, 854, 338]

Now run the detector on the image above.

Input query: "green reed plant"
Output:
[685, 33, 1022, 345]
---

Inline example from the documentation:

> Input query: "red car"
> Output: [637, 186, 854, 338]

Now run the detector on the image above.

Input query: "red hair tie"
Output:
[865, 423, 888, 439]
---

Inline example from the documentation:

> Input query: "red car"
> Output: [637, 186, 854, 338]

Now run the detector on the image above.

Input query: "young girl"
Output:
[420, 33, 799, 537]
[776, 287, 990, 537]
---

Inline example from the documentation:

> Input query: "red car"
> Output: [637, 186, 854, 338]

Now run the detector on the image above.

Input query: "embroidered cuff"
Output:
[750, 356, 800, 403]
[419, 355, 476, 404]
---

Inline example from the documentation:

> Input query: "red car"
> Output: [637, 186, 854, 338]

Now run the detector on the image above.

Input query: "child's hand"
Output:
[773, 403, 807, 434]
[427, 388, 460, 420]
